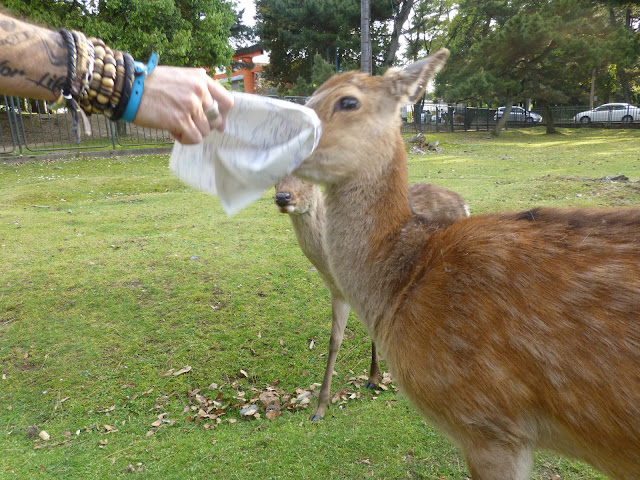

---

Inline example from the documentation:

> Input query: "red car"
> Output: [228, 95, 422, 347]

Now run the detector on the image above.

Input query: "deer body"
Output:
[294, 50, 640, 479]
[274, 176, 469, 420]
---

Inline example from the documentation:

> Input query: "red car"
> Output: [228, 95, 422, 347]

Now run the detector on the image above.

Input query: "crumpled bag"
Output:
[169, 92, 321, 215]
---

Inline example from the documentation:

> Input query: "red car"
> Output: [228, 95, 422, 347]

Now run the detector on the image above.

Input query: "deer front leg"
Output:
[365, 341, 380, 389]
[310, 295, 350, 421]
[462, 435, 533, 480]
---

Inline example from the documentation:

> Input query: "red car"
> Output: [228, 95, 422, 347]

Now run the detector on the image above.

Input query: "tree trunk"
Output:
[542, 101, 556, 134]
[618, 66, 631, 104]
[492, 102, 512, 137]
[383, 0, 413, 67]
[589, 68, 596, 109]
[361, 0, 372, 74]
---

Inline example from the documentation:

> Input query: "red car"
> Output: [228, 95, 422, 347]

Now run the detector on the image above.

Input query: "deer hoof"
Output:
[309, 413, 324, 421]
[364, 381, 377, 389]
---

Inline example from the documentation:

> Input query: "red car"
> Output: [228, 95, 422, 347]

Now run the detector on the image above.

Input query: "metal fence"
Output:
[3, 95, 639, 158]
[1, 95, 173, 157]
[400, 103, 640, 134]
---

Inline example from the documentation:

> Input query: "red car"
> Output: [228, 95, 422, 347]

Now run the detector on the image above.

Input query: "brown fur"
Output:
[274, 175, 469, 420]
[294, 49, 640, 479]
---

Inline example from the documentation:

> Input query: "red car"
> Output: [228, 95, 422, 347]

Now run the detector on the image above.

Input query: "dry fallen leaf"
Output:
[38, 430, 50, 441]
[173, 366, 192, 376]
[265, 410, 282, 421]
[150, 419, 163, 428]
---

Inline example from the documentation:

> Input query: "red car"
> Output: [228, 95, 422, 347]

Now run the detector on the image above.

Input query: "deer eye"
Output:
[335, 97, 360, 111]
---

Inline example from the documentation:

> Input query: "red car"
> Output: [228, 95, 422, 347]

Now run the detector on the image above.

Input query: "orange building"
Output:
[213, 45, 265, 94]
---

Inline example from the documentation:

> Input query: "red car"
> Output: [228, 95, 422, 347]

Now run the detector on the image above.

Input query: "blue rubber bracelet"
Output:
[121, 52, 158, 123]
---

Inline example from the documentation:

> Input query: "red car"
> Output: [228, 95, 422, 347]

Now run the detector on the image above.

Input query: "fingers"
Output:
[131, 65, 233, 144]
[208, 79, 234, 132]
[177, 71, 232, 143]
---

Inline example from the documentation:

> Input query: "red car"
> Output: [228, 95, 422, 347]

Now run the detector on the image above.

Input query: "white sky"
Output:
[235, 0, 257, 27]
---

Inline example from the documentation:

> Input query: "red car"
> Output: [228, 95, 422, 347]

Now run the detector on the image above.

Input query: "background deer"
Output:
[274, 175, 469, 420]
[293, 49, 640, 479]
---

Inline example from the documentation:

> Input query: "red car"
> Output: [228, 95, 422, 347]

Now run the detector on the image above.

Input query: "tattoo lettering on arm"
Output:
[0, 60, 25, 78]
[36, 29, 66, 68]
[0, 30, 30, 47]
[26, 72, 66, 95]
[0, 17, 17, 32]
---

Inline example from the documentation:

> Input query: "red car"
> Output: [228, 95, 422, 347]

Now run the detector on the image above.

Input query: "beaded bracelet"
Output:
[109, 52, 135, 122]
[55, 31, 156, 126]
[71, 30, 94, 102]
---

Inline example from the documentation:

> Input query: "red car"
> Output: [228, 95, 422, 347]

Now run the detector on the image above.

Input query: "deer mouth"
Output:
[277, 204, 296, 214]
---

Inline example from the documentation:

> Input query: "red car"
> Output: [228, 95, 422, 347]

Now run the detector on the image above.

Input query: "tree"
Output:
[230, 6, 258, 50]
[3, 0, 235, 68]
[435, 0, 628, 135]
[602, 1, 640, 103]
[383, 0, 415, 67]
[404, 0, 455, 62]
[255, 0, 400, 88]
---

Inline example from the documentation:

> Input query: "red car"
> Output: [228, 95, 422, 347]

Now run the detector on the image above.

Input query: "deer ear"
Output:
[384, 49, 450, 102]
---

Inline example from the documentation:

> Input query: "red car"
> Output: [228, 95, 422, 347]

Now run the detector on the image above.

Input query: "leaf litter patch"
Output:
[21, 366, 398, 450]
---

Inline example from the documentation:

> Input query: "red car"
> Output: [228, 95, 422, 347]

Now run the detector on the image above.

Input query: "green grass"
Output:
[1, 127, 638, 479]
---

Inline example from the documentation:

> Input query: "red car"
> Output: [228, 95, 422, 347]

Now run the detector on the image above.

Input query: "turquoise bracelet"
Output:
[121, 52, 158, 123]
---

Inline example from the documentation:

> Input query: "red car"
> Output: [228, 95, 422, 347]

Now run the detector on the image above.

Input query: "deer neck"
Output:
[287, 187, 330, 277]
[322, 141, 418, 340]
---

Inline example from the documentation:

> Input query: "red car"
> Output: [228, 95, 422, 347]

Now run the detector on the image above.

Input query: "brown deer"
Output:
[293, 49, 640, 479]
[274, 176, 469, 420]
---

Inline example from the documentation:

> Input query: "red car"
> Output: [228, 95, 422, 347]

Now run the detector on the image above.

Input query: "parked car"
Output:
[494, 106, 543, 123]
[573, 103, 640, 123]
[420, 108, 445, 123]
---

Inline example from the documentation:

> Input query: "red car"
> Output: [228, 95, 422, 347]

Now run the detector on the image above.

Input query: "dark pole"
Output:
[361, 0, 372, 74]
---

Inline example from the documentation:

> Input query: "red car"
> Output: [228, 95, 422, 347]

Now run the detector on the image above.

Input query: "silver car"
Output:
[494, 106, 543, 123]
[573, 103, 640, 123]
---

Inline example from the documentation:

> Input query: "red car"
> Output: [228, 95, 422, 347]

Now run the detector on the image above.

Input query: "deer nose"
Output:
[275, 192, 291, 207]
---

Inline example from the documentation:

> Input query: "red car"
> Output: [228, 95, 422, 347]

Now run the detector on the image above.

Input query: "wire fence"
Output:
[400, 103, 640, 134]
[2, 95, 639, 159]
[1, 95, 173, 158]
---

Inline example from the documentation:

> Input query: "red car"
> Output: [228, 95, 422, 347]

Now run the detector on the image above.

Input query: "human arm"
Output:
[0, 12, 233, 144]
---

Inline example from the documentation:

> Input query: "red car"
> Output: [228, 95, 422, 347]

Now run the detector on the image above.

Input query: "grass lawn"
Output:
[1, 127, 637, 479]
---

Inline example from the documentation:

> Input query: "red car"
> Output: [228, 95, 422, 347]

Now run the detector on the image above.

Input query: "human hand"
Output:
[133, 66, 234, 144]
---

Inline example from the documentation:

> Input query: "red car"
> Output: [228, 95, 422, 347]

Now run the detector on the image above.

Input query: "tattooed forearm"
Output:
[0, 60, 25, 78]
[0, 17, 16, 32]
[0, 12, 67, 101]
[0, 57, 64, 95]
[35, 29, 66, 68]
[26, 72, 66, 95]
[0, 30, 30, 47]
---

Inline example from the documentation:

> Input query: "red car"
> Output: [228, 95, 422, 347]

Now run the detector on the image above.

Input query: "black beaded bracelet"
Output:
[109, 52, 135, 121]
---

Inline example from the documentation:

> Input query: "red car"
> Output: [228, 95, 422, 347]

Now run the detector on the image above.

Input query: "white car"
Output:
[573, 103, 640, 123]
[494, 106, 543, 123]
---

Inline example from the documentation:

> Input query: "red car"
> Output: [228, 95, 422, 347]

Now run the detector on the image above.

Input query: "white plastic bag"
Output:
[169, 92, 321, 215]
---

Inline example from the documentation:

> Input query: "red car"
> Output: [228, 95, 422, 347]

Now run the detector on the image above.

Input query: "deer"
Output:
[292, 48, 640, 479]
[274, 175, 469, 420]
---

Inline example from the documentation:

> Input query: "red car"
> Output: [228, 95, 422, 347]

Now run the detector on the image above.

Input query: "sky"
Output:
[235, 0, 257, 27]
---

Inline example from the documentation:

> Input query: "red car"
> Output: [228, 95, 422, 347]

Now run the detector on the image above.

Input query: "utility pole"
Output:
[361, 0, 372, 74]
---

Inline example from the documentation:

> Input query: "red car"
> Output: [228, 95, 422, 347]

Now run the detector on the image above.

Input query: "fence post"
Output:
[7, 96, 23, 155]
